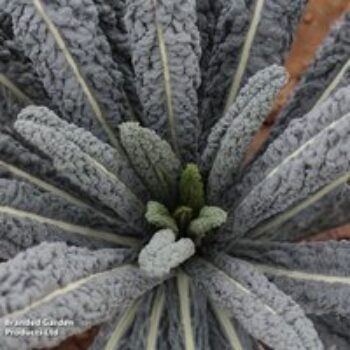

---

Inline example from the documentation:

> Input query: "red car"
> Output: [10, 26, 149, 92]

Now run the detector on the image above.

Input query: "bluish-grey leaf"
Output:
[93, 0, 142, 121]
[196, 0, 223, 75]
[208, 303, 257, 350]
[166, 273, 209, 350]
[90, 299, 142, 350]
[311, 314, 350, 350]
[227, 87, 350, 241]
[0, 242, 160, 349]
[236, 86, 350, 208]
[199, 0, 306, 136]
[127, 286, 166, 350]
[125, 0, 201, 162]
[230, 109, 350, 240]
[185, 256, 323, 350]
[14, 110, 146, 233]
[119, 122, 181, 205]
[0, 11, 51, 122]
[18, 106, 148, 198]
[90, 288, 167, 350]
[204, 65, 287, 204]
[0, 26, 26, 122]
[1, 0, 131, 146]
[201, 65, 287, 175]
[99, 276, 208, 350]
[274, 12, 350, 139]
[0, 86, 21, 125]
[138, 230, 195, 278]
[0, 128, 127, 233]
[0, 178, 121, 230]
[0, 128, 68, 185]
[0, 210, 140, 261]
[0, 178, 140, 259]
[231, 240, 350, 316]
[270, 182, 350, 241]
[198, 0, 250, 141]
[93, 0, 129, 65]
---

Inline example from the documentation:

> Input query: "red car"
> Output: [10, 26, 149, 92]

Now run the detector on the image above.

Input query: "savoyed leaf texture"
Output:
[91, 288, 166, 350]
[0, 14, 48, 123]
[0, 0, 349, 347]
[208, 303, 256, 350]
[0, 208, 140, 261]
[270, 181, 350, 241]
[92, 277, 209, 350]
[0, 242, 161, 348]
[195, 0, 217, 75]
[185, 256, 323, 350]
[125, 0, 201, 162]
[165, 274, 209, 350]
[138, 230, 195, 278]
[0, 10, 53, 123]
[14, 108, 146, 233]
[201, 65, 287, 175]
[119, 122, 181, 205]
[0, 176, 111, 227]
[231, 109, 350, 239]
[17, 106, 148, 197]
[0, 127, 125, 232]
[0, 178, 140, 259]
[205, 65, 287, 204]
[311, 314, 350, 350]
[222, 87, 350, 241]
[90, 299, 142, 350]
[93, 0, 142, 120]
[275, 12, 350, 137]
[232, 240, 350, 316]
[0, 0, 131, 145]
[93, 0, 131, 72]
[199, 0, 306, 136]
[236, 86, 350, 205]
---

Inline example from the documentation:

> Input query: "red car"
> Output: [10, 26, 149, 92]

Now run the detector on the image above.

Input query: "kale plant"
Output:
[0, 0, 349, 349]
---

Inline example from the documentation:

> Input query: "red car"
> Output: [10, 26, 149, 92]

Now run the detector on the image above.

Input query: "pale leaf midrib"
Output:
[0, 205, 140, 247]
[32, 0, 119, 148]
[147, 286, 166, 350]
[250, 169, 350, 238]
[239, 111, 350, 237]
[105, 299, 141, 350]
[17, 119, 145, 212]
[177, 271, 196, 350]
[210, 302, 243, 350]
[151, 0, 179, 156]
[206, 70, 285, 173]
[253, 263, 350, 285]
[313, 58, 350, 109]
[236, 70, 350, 224]
[204, 259, 276, 316]
[267, 107, 350, 179]
[68, 135, 145, 209]
[224, 0, 265, 113]
[139, 139, 173, 200]
[0, 159, 118, 224]
[0, 73, 33, 104]
[5, 265, 129, 319]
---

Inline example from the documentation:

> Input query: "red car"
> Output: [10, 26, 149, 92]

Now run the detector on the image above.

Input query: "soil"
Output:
[48, 1, 350, 349]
